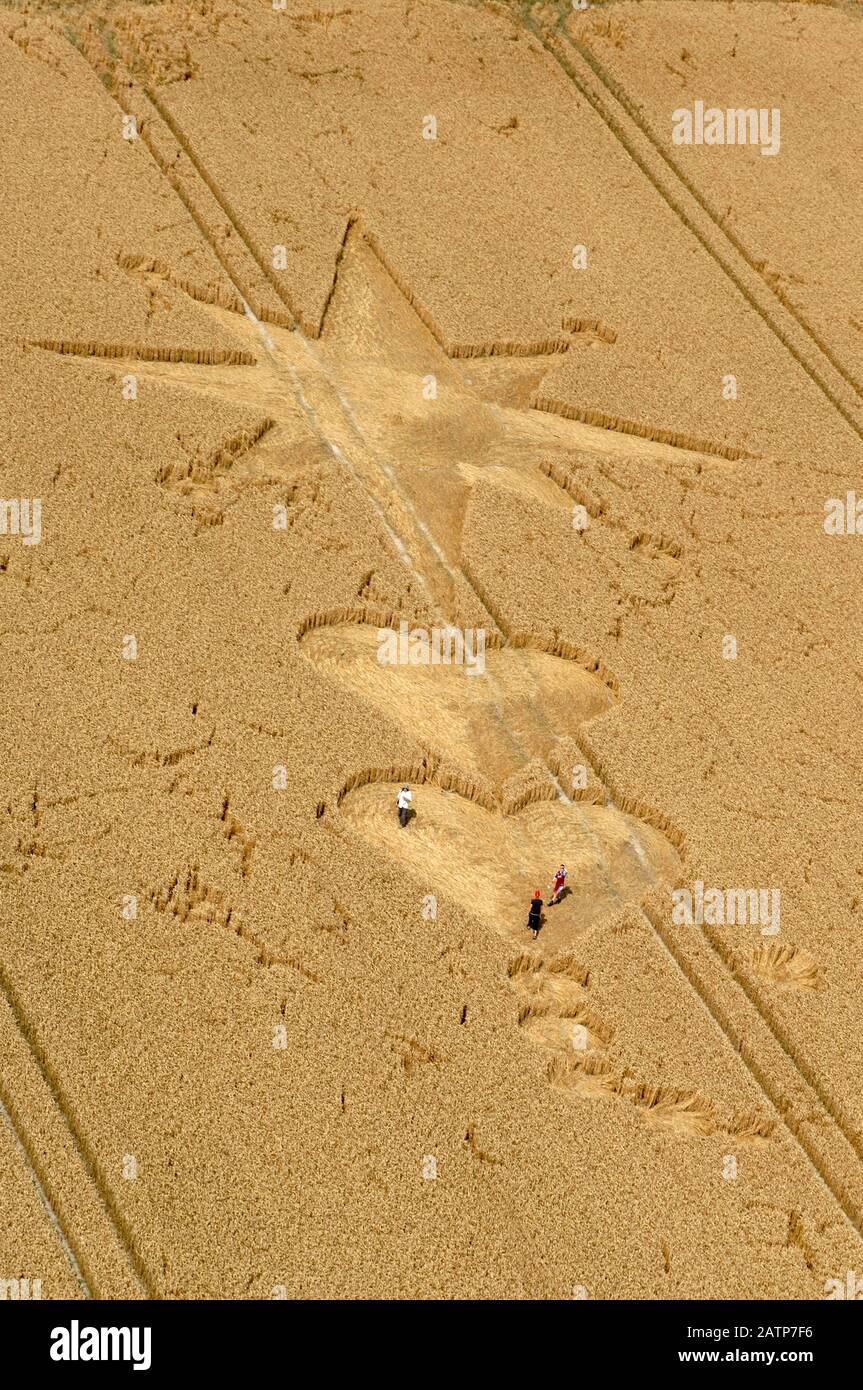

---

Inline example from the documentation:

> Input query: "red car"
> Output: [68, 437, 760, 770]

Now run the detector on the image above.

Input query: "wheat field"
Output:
[1, 0, 862, 1301]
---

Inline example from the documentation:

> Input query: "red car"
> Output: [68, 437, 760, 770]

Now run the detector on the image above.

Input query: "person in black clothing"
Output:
[527, 889, 544, 940]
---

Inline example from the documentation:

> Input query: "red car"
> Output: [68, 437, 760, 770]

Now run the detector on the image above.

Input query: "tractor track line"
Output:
[138, 81, 305, 332]
[638, 900, 863, 1241]
[518, 11, 863, 1206]
[569, 724, 863, 1237]
[0, 970, 154, 1297]
[0, 1088, 91, 1299]
[532, 20, 863, 450]
[562, 23, 863, 405]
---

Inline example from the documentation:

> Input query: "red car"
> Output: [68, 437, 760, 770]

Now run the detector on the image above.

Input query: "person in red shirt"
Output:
[549, 864, 567, 906]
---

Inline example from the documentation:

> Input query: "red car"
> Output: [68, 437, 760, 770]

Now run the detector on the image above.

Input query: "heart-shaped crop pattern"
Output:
[300, 609, 683, 947]
[337, 774, 680, 951]
[300, 611, 617, 792]
[298, 614, 768, 1142]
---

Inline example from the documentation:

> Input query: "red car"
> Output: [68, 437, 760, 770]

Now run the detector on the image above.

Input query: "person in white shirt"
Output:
[397, 785, 412, 828]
